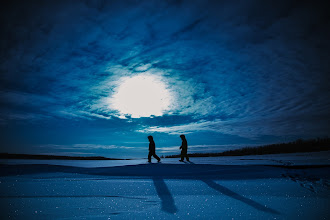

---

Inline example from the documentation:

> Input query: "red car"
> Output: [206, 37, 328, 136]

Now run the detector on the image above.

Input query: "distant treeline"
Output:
[0, 153, 127, 160]
[165, 138, 330, 158]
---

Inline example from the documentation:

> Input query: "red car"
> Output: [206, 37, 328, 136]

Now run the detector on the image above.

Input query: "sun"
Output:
[110, 74, 172, 118]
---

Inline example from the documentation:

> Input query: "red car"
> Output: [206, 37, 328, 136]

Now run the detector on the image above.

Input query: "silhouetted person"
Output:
[148, 135, 161, 163]
[179, 134, 189, 162]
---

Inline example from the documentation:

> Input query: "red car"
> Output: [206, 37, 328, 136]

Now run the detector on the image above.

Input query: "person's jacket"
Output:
[149, 141, 155, 152]
[180, 139, 188, 151]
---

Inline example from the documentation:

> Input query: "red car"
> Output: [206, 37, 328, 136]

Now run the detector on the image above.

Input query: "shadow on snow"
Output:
[152, 177, 178, 214]
[1, 163, 313, 215]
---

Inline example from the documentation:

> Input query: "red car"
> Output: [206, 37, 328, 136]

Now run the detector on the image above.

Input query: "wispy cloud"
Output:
[90, 66, 217, 119]
[139, 114, 330, 138]
[1, 0, 329, 124]
[37, 144, 135, 150]
[39, 152, 96, 156]
[158, 144, 249, 154]
[0, 0, 329, 156]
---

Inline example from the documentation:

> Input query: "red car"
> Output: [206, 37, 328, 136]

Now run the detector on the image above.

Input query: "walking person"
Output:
[179, 134, 189, 162]
[148, 135, 161, 163]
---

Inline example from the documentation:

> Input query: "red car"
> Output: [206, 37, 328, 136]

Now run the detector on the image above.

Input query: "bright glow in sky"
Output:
[1, 1, 330, 158]
[110, 74, 172, 118]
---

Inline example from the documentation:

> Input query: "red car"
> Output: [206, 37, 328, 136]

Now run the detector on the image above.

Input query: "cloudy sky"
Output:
[0, 0, 329, 158]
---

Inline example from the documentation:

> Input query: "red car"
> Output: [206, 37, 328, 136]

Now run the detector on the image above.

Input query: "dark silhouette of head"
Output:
[180, 134, 186, 140]
[148, 135, 154, 142]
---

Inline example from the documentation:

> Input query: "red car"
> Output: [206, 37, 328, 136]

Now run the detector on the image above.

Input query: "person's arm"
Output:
[182, 140, 187, 150]
[150, 142, 155, 151]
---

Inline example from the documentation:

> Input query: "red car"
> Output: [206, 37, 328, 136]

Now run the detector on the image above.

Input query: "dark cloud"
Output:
[0, 0, 329, 156]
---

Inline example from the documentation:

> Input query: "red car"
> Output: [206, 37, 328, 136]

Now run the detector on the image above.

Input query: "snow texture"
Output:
[0, 151, 329, 219]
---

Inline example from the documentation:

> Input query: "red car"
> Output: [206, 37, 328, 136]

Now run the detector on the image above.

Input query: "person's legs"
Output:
[148, 152, 152, 162]
[153, 153, 161, 161]
[180, 150, 186, 161]
[182, 150, 189, 161]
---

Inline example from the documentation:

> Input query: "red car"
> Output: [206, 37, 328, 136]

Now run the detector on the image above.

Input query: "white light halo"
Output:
[110, 74, 172, 118]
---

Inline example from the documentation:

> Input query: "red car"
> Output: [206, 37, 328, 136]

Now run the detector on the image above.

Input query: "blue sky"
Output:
[0, 0, 329, 158]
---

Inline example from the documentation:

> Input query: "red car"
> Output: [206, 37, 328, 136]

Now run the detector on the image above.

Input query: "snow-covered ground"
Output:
[1, 151, 329, 219]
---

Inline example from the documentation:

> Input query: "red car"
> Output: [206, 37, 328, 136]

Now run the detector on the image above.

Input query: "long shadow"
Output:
[201, 179, 280, 214]
[185, 161, 279, 214]
[2, 162, 313, 215]
[152, 177, 178, 214]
